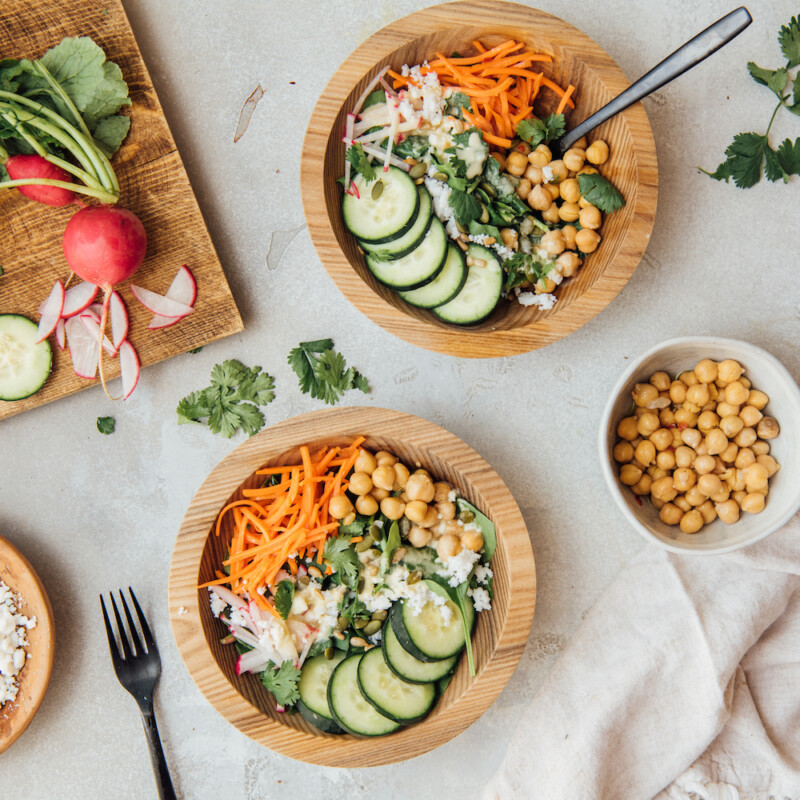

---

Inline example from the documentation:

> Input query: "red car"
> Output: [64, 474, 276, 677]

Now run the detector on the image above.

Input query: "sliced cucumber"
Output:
[357, 645, 436, 724]
[327, 654, 400, 737]
[365, 216, 448, 291]
[0, 314, 52, 401]
[383, 619, 458, 684]
[342, 166, 419, 243]
[433, 244, 503, 325]
[390, 596, 474, 663]
[297, 652, 345, 734]
[398, 244, 468, 308]
[359, 188, 432, 259]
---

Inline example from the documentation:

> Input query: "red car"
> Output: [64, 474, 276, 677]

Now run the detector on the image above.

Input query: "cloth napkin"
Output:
[483, 514, 800, 800]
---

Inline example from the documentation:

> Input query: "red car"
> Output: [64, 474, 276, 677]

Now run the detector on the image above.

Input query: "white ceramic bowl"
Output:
[600, 337, 800, 555]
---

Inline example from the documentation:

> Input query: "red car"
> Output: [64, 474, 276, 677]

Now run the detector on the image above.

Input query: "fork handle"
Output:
[141, 709, 177, 800]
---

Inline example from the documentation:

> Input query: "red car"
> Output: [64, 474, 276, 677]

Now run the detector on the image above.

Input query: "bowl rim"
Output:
[599, 335, 800, 555]
[300, 0, 658, 358]
[168, 406, 536, 766]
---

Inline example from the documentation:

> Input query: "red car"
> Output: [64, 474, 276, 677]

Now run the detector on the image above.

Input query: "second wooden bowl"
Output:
[301, 0, 658, 358]
[168, 407, 535, 766]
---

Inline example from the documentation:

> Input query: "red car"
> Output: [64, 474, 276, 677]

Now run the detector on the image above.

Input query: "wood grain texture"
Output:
[168, 407, 535, 766]
[0, 535, 55, 753]
[0, 0, 243, 421]
[301, 0, 658, 358]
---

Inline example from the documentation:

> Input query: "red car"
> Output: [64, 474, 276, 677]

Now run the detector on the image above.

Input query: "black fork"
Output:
[100, 588, 177, 800]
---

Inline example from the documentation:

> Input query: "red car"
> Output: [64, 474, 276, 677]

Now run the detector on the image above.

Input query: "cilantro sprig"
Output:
[323, 535, 361, 588]
[702, 15, 800, 187]
[287, 339, 369, 406]
[260, 660, 300, 708]
[577, 173, 625, 214]
[274, 580, 295, 621]
[96, 416, 115, 435]
[515, 114, 566, 148]
[345, 142, 376, 183]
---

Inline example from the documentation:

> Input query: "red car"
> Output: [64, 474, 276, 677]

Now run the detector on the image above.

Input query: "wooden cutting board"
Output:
[0, 0, 243, 421]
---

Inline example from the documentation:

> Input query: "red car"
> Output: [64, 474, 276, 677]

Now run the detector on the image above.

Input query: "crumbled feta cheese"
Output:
[447, 489, 457, 503]
[469, 587, 492, 613]
[208, 589, 227, 618]
[542, 165, 554, 183]
[178, 606, 188, 617]
[474, 564, 493, 585]
[517, 291, 557, 309]
[0, 581, 36, 706]
[436, 548, 480, 587]
[399, 62, 446, 124]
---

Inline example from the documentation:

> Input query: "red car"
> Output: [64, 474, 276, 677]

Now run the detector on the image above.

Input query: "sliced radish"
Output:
[61, 282, 98, 318]
[118, 340, 140, 399]
[80, 313, 115, 356]
[55, 319, 66, 351]
[147, 265, 197, 329]
[130, 284, 194, 318]
[85, 304, 102, 324]
[65, 316, 99, 379]
[36, 279, 65, 343]
[109, 291, 128, 352]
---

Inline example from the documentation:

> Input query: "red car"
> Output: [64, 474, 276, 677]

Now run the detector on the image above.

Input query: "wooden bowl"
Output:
[301, 0, 658, 358]
[168, 407, 535, 766]
[0, 535, 55, 753]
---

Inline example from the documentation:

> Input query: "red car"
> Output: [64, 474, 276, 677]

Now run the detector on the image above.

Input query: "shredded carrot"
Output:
[556, 84, 576, 115]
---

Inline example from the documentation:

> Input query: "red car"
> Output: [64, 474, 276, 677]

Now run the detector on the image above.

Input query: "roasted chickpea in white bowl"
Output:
[600, 337, 800, 555]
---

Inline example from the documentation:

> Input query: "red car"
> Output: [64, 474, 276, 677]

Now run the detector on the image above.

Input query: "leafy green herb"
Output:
[393, 135, 429, 160]
[702, 16, 800, 187]
[501, 251, 554, 292]
[337, 513, 373, 537]
[96, 416, 115, 435]
[274, 580, 295, 620]
[468, 220, 502, 241]
[448, 187, 482, 225]
[425, 577, 475, 676]
[445, 91, 472, 119]
[260, 660, 301, 708]
[287, 339, 369, 406]
[339, 593, 370, 621]
[323, 535, 361, 588]
[188, 346, 203, 354]
[577, 173, 625, 214]
[176, 360, 275, 438]
[380, 521, 401, 575]
[515, 114, 565, 148]
[345, 142, 376, 183]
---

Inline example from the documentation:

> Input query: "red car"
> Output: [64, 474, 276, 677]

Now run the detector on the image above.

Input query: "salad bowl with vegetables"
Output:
[302, 0, 657, 357]
[169, 407, 535, 766]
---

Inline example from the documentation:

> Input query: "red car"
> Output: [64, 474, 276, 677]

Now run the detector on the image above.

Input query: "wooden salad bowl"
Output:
[168, 407, 535, 766]
[301, 0, 658, 358]
[0, 535, 55, 753]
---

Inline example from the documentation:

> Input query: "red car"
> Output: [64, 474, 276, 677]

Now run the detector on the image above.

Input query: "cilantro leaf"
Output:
[345, 142, 376, 183]
[445, 91, 472, 119]
[777, 137, 800, 176]
[260, 660, 300, 708]
[747, 62, 788, 98]
[96, 416, 115, 435]
[502, 252, 554, 292]
[176, 389, 212, 425]
[789, 79, 800, 116]
[515, 114, 565, 147]
[764, 145, 786, 182]
[778, 16, 800, 67]
[287, 340, 370, 405]
[274, 580, 295, 620]
[339, 593, 370, 621]
[448, 187, 482, 225]
[709, 132, 768, 188]
[393, 135, 429, 160]
[323, 536, 361, 588]
[577, 173, 625, 214]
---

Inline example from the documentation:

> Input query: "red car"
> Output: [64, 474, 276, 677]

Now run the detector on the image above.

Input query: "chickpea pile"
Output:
[494, 136, 611, 295]
[614, 358, 781, 534]
[328, 448, 484, 560]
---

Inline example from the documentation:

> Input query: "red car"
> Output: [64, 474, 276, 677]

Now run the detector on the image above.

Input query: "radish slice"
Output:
[36, 279, 65, 343]
[61, 282, 98, 318]
[118, 340, 140, 399]
[65, 316, 99, 379]
[109, 291, 128, 352]
[147, 265, 197, 329]
[55, 319, 66, 351]
[130, 284, 194, 318]
[80, 313, 115, 356]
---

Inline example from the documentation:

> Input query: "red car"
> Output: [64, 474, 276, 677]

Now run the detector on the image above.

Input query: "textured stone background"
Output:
[1, 0, 799, 797]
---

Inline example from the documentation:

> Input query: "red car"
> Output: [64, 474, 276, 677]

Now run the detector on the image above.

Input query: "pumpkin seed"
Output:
[456, 221, 469, 235]
[406, 569, 422, 585]
[371, 609, 388, 621]
[414, 177, 425, 185]
[296, 574, 310, 588]
[324, 646, 335, 660]
[371, 180, 384, 200]
[399, 517, 411, 537]
[350, 636, 368, 648]
[479, 203, 490, 224]
[363, 620, 382, 636]
[433, 171, 449, 182]
[480, 181, 496, 198]
[459, 509, 475, 524]
[336, 616, 349, 631]
[409, 162, 427, 179]
[370, 523, 383, 541]
[357, 576, 366, 593]
[355, 535, 374, 552]
[354, 617, 368, 630]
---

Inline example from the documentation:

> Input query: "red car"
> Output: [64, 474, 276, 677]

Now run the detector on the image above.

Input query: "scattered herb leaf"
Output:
[323, 535, 361, 587]
[274, 580, 295, 620]
[96, 416, 115, 435]
[345, 142, 376, 183]
[287, 339, 369, 406]
[260, 660, 300, 708]
[515, 114, 565, 148]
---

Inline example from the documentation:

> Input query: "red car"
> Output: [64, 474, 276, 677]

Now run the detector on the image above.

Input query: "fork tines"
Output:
[100, 587, 156, 662]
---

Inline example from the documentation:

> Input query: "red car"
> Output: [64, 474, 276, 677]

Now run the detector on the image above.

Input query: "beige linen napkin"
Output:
[483, 516, 800, 800]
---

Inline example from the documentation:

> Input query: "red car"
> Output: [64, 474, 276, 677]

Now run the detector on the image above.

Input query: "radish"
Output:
[109, 292, 128, 354]
[61, 282, 98, 318]
[130, 284, 193, 318]
[147, 265, 197, 329]
[5, 154, 76, 207]
[36, 279, 65, 343]
[54, 319, 66, 351]
[118, 340, 140, 400]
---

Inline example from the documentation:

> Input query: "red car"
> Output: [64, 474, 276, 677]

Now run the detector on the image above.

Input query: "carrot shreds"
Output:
[539, 75, 575, 108]
[482, 131, 514, 148]
[472, 39, 487, 53]
[556, 84, 576, 115]
[429, 39, 521, 66]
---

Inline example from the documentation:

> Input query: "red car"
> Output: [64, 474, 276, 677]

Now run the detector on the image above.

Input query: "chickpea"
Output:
[724, 381, 748, 406]
[404, 500, 429, 524]
[699, 500, 717, 525]
[740, 377, 751, 389]
[349, 471, 373, 496]
[660, 408, 676, 427]
[685, 485, 707, 507]
[697, 410, 719, 433]
[506, 150, 528, 176]
[651, 496, 666, 511]
[673, 467, 697, 492]
[405, 473, 435, 503]
[674, 495, 692, 513]
[526, 184, 551, 211]
[619, 464, 642, 486]
[547, 159, 568, 183]
[372, 464, 396, 491]
[757, 417, 780, 440]
[634, 440, 656, 466]
[717, 359, 744, 384]
[436, 501, 456, 521]
[637, 413, 660, 437]
[741, 493, 766, 514]
[586, 139, 609, 165]
[694, 454, 716, 475]
[371, 487, 390, 502]
[461, 528, 484, 552]
[710, 485, 730, 504]
[375, 450, 397, 466]
[697, 473, 723, 497]
[556, 251, 582, 278]
[527, 144, 552, 167]
[738, 405, 763, 428]
[578, 205, 602, 230]
[650, 371, 671, 391]
[694, 359, 718, 384]
[542, 202, 561, 224]
[680, 371, 699, 386]
[380, 496, 405, 521]
[649, 466, 669, 481]
[355, 494, 379, 516]
[559, 202, 580, 223]
[540, 229, 566, 256]
[716, 499, 740, 524]
[562, 148, 586, 172]
[491, 152, 506, 171]
[577, 165, 598, 176]
[734, 427, 757, 448]
[354, 450, 378, 474]
[432, 482, 452, 503]
[659, 502, 683, 526]
[695, 440, 709, 456]
[535, 276, 557, 294]
[392, 462, 410, 490]
[632, 382, 659, 407]
[524, 164, 544, 186]
[561, 225, 578, 250]
[730, 468, 747, 492]
[420, 505, 439, 528]
[650, 428, 673, 451]
[559, 177, 581, 203]
[714, 402, 738, 419]
[572, 136, 589, 149]
[437, 533, 462, 559]
[515, 177, 532, 199]
[747, 389, 769, 410]
[681, 428, 702, 449]
[669, 380, 688, 404]
[752, 440, 770, 456]
[732, 490, 748, 505]
[617, 416, 638, 441]
[734, 448, 756, 469]
[719, 415, 744, 439]
[612, 442, 632, 463]
[329, 493, 354, 519]
[756, 454, 779, 477]
[686, 384, 709, 407]
[705, 429, 728, 456]
[656, 450, 676, 471]
[544, 183, 561, 201]
[680, 509, 704, 534]
[575, 228, 601, 253]
[407, 525, 432, 548]
[721, 443, 739, 464]
[674, 447, 695, 469]
[674, 407, 698, 428]
[743, 463, 769, 491]
[514, 140, 532, 155]
[500, 227, 519, 251]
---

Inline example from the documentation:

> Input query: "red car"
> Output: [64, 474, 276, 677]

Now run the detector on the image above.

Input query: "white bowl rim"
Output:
[598, 335, 800, 555]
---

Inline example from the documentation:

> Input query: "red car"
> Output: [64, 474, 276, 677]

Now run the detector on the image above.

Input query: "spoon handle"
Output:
[559, 6, 752, 152]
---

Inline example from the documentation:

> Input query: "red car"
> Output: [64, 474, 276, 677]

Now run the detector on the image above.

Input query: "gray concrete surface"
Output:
[1, 0, 799, 797]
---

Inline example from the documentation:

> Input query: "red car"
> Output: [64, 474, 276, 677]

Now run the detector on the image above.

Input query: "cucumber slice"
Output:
[357, 645, 436, 724]
[398, 244, 468, 308]
[297, 652, 346, 734]
[390, 596, 474, 663]
[0, 314, 52, 401]
[342, 167, 419, 243]
[383, 619, 458, 684]
[327, 654, 400, 737]
[359, 188, 432, 259]
[433, 244, 503, 325]
[365, 217, 448, 290]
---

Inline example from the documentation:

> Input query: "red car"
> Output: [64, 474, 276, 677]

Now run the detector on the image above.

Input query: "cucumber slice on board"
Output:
[0, 314, 52, 401]
[359, 187, 433, 259]
[297, 652, 346, 734]
[342, 167, 419, 243]
[433, 244, 503, 325]
[398, 244, 468, 308]
[390, 596, 474, 663]
[382, 619, 458, 684]
[357, 645, 436, 724]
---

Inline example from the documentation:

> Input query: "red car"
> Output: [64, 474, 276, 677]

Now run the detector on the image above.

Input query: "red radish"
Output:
[36, 279, 65, 343]
[65, 316, 99, 379]
[118, 340, 140, 400]
[61, 282, 98, 318]
[130, 284, 193, 318]
[5, 154, 76, 207]
[148, 265, 197, 329]
[109, 292, 128, 353]
[80, 313, 115, 356]
[55, 319, 66, 351]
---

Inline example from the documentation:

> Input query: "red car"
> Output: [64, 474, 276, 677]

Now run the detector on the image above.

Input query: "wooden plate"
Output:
[301, 0, 658, 358]
[169, 407, 535, 766]
[0, 535, 55, 753]
[0, 0, 243, 421]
